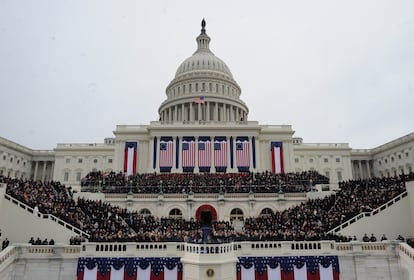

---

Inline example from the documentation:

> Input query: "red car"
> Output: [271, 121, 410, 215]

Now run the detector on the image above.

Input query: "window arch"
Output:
[139, 208, 152, 217]
[230, 208, 244, 221]
[260, 208, 274, 216]
[169, 208, 183, 219]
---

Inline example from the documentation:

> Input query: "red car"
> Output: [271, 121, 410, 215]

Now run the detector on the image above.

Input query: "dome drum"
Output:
[159, 19, 249, 125]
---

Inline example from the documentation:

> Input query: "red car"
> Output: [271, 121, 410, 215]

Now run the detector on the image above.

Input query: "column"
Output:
[181, 104, 185, 122]
[50, 162, 55, 180]
[211, 136, 215, 173]
[172, 137, 177, 172]
[194, 137, 199, 173]
[33, 161, 39, 181]
[229, 136, 234, 172]
[206, 102, 210, 121]
[358, 160, 362, 179]
[197, 103, 201, 121]
[190, 103, 194, 122]
[155, 138, 160, 173]
[215, 103, 219, 121]
[41, 161, 47, 181]
[249, 136, 254, 172]
[178, 136, 182, 172]
[168, 107, 172, 122]
[367, 160, 371, 178]
[174, 105, 177, 122]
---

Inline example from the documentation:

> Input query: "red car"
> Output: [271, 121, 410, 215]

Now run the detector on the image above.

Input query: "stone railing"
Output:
[0, 246, 18, 271]
[328, 191, 408, 234]
[80, 240, 338, 258]
[398, 242, 414, 269]
[4, 194, 89, 238]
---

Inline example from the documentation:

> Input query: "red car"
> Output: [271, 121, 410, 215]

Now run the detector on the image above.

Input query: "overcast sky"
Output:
[0, 0, 413, 150]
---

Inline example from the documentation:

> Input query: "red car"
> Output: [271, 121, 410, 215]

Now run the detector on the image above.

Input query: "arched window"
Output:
[169, 208, 183, 219]
[260, 208, 274, 216]
[230, 208, 244, 221]
[139, 208, 151, 217]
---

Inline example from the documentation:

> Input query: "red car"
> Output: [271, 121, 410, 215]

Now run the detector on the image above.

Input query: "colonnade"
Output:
[351, 160, 372, 179]
[32, 161, 54, 181]
[160, 101, 247, 123]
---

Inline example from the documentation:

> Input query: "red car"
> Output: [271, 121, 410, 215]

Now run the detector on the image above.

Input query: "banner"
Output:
[214, 136, 227, 172]
[160, 137, 174, 172]
[198, 136, 211, 172]
[237, 256, 339, 280]
[236, 137, 250, 171]
[77, 257, 182, 280]
[182, 136, 195, 172]
[271, 141, 284, 174]
[124, 142, 137, 176]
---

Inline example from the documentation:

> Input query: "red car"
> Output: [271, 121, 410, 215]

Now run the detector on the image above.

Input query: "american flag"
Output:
[237, 256, 339, 280]
[198, 138, 211, 168]
[236, 138, 250, 168]
[124, 142, 138, 176]
[271, 141, 284, 174]
[194, 96, 205, 104]
[214, 137, 227, 168]
[76, 257, 182, 280]
[182, 137, 195, 168]
[160, 138, 174, 169]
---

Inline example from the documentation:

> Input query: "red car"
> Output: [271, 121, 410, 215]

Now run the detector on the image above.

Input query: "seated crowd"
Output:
[80, 170, 329, 194]
[2, 172, 413, 244]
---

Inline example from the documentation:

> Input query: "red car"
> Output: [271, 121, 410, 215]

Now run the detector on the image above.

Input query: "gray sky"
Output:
[0, 0, 413, 150]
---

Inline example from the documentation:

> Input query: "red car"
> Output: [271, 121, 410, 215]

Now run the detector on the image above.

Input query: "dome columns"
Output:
[159, 100, 248, 124]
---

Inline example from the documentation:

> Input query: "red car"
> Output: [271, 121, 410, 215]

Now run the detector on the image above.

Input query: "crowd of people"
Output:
[28, 237, 55, 245]
[81, 170, 329, 194]
[2, 172, 413, 245]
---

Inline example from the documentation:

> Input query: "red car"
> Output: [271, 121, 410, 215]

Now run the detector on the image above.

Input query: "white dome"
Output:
[175, 51, 234, 79]
[174, 20, 234, 80]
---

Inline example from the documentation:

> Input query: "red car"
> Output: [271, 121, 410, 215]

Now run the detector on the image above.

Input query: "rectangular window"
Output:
[76, 172, 81, 181]
[78, 158, 83, 163]
[66, 158, 70, 164]
[294, 158, 299, 163]
[324, 158, 328, 163]
[108, 158, 113, 163]
[336, 158, 341, 163]
[325, 171, 330, 178]
[64, 172, 69, 181]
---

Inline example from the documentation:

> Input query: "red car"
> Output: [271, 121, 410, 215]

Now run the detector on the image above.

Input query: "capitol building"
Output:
[1, 20, 414, 280]
[1, 20, 412, 189]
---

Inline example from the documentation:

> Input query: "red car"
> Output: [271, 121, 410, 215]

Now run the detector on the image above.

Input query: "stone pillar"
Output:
[155, 138, 160, 173]
[197, 103, 201, 121]
[249, 136, 254, 172]
[168, 107, 172, 122]
[214, 102, 219, 121]
[50, 162, 55, 180]
[229, 137, 234, 172]
[190, 103, 194, 122]
[367, 160, 372, 178]
[358, 160, 362, 179]
[172, 137, 178, 172]
[41, 161, 46, 181]
[206, 102, 210, 121]
[178, 136, 182, 172]
[211, 137, 215, 173]
[194, 138, 199, 173]
[33, 161, 39, 181]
